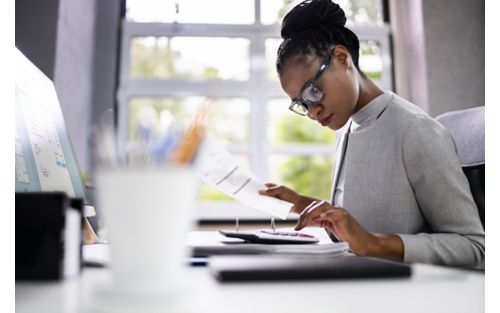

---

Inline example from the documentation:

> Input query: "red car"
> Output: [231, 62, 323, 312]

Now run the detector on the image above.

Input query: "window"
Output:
[119, 0, 393, 220]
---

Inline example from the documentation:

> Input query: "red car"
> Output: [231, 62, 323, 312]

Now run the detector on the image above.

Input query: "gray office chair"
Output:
[436, 106, 485, 228]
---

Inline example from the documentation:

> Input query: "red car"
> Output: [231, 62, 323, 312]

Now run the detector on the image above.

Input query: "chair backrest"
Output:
[436, 106, 485, 228]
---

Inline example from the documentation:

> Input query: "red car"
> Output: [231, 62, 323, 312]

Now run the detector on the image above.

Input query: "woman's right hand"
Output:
[258, 183, 318, 214]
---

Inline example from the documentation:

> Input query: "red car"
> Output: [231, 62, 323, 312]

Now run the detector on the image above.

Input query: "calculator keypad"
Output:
[260, 230, 314, 238]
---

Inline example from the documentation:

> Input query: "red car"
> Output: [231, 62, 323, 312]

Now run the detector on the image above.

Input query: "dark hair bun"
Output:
[281, 0, 347, 39]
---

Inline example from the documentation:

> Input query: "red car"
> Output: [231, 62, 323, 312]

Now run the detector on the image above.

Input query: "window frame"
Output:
[118, 0, 393, 220]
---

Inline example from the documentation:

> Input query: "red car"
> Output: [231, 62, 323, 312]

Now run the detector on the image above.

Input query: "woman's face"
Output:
[279, 47, 360, 130]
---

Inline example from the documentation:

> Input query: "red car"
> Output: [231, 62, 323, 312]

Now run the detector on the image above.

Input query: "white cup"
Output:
[95, 166, 197, 293]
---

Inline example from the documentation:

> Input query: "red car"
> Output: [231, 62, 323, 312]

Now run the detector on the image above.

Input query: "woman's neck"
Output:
[353, 75, 384, 114]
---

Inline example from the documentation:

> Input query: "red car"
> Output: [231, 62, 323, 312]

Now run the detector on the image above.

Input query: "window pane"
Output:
[198, 154, 250, 202]
[260, 0, 296, 25]
[267, 99, 334, 144]
[261, 0, 383, 25]
[359, 40, 382, 80]
[130, 37, 250, 80]
[341, 0, 383, 24]
[198, 183, 235, 202]
[270, 154, 333, 200]
[126, 0, 255, 24]
[265, 38, 281, 81]
[128, 97, 250, 145]
[266, 39, 383, 81]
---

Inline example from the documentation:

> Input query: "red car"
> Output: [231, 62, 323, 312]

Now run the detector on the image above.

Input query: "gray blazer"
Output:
[331, 92, 485, 267]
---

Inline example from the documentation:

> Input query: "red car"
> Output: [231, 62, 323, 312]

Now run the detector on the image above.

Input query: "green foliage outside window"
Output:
[130, 37, 176, 78]
[275, 114, 333, 143]
[277, 155, 333, 201]
[198, 183, 235, 202]
[273, 114, 334, 201]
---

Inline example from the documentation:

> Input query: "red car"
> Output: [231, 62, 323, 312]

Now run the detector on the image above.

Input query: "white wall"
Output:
[54, 0, 96, 173]
[422, 0, 484, 117]
[54, 0, 122, 173]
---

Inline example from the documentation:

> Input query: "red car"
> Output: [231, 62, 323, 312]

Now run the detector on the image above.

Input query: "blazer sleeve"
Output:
[397, 116, 485, 267]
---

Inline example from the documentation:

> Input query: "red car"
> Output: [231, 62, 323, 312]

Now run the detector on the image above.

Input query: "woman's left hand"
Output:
[295, 201, 379, 256]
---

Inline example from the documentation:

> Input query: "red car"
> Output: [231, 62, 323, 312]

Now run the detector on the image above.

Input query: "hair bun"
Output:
[281, 0, 347, 39]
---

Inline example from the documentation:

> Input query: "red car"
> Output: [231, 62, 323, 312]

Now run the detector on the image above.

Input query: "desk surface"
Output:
[16, 264, 485, 313]
[16, 228, 485, 313]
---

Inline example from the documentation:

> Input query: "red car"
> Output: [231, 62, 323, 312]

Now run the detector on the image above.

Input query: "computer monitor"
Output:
[15, 48, 87, 203]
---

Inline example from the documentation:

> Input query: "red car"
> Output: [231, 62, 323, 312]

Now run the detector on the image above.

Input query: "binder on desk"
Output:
[209, 255, 411, 282]
[193, 242, 349, 257]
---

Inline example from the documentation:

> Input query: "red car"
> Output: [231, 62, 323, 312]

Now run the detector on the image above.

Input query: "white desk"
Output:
[16, 229, 485, 313]
[15, 264, 484, 313]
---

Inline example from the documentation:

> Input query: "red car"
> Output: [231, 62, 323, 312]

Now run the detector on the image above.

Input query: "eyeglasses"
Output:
[289, 47, 335, 116]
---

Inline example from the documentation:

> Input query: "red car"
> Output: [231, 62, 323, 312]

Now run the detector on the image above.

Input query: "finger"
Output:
[322, 220, 343, 241]
[296, 200, 321, 223]
[313, 210, 343, 240]
[258, 183, 280, 194]
[258, 185, 287, 198]
[321, 210, 346, 233]
[295, 201, 328, 230]
[258, 187, 279, 196]
[318, 209, 346, 223]
[303, 200, 320, 212]
[311, 216, 327, 226]
[303, 200, 325, 215]
[297, 204, 343, 230]
[289, 205, 302, 214]
[319, 219, 334, 229]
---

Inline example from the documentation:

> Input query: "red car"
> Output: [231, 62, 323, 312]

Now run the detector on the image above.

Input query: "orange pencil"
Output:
[173, 102, 211, 164]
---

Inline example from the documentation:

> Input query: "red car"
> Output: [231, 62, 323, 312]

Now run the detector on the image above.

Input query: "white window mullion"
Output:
[122, 80, 254, 97]
[117, 21, 132, 156]
[254, 0, 261, 25]
[123, 22, 280, 38]
[378, 34, 393, 91]
[249, 32, 268, 181]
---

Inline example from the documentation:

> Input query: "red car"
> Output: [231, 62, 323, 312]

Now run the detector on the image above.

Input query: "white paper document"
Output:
[194, 136, 292, 219]
[272, 243, 349, 255]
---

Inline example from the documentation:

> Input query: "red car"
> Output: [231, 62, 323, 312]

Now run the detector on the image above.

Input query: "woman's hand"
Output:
[259, 187, 404, 259]
[258, 183, 317, 214]
[295, 200, 376, 256]
[296, 201, 403, 259]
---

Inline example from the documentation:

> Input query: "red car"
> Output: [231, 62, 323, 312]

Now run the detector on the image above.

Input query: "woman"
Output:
[259, 0, 484, 267]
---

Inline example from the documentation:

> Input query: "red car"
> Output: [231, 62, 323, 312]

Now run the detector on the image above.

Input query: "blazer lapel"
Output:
[331, 121, 352, 203]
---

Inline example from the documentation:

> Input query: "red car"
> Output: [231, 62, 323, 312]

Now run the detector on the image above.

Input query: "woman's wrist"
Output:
[297, 195, 311, 208]
[295, 195, 317, 211]
[369, 233, 404, 260]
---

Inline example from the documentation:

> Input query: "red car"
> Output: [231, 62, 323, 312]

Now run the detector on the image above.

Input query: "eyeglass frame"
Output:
[288, 46, 336, 116]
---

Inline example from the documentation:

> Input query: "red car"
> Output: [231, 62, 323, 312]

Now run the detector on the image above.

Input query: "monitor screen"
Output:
[15, 48, 86, 201]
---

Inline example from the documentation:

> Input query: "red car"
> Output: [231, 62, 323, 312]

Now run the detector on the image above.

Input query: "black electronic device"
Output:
[210, 255, 412, 282]
[16, 192, 83, 280]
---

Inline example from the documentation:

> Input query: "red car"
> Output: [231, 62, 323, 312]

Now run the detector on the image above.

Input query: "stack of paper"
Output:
[272, 242, 349, 256]
[191, 243, 349, 258]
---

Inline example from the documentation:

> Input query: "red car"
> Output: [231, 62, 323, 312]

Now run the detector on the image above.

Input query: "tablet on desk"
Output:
[210, 255, 412, 282]
[219, 230, 320, 244]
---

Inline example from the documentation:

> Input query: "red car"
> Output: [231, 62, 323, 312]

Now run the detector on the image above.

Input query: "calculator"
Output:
[219, 230, 319, 244]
